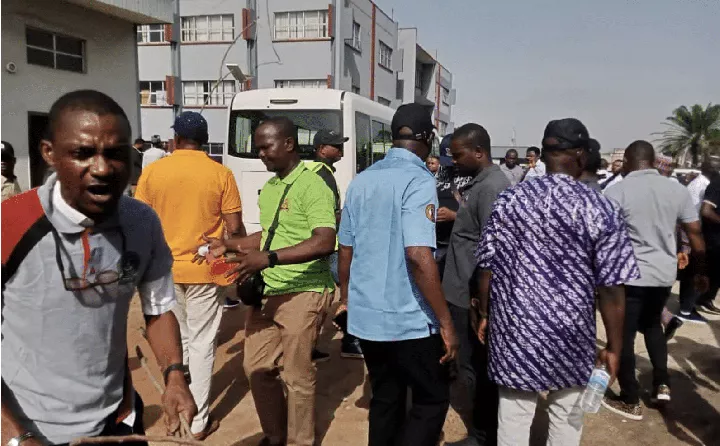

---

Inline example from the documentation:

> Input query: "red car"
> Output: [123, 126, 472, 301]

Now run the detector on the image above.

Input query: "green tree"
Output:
[656, 103, 720, 165]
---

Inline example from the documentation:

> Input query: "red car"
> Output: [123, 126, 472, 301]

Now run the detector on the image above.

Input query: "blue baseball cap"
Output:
[172, 111, 209, 145]
[438, 134, 454, 167]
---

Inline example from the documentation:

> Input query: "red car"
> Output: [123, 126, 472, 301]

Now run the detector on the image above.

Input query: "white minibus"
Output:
[224, 88, 437, 233]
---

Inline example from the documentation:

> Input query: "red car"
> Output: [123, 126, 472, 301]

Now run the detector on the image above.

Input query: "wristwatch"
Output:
[267, 251, 279, 268]
[163, 363, 191, 385]
[7, 432, 34, 446]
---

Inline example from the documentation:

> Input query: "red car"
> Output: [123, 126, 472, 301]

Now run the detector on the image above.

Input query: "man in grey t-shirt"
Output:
[442, 124, 510, 446]
[499, 149, 523, 186]
[603, 140, 707, 421]
[1, 91, 196, 446]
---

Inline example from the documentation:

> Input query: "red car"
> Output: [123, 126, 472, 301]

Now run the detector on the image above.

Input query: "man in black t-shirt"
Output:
[697, 173, 720, 313]
[435, 135, 473, 278]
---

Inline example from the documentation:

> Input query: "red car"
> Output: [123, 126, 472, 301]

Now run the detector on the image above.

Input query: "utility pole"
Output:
[170, 0, 182, 117]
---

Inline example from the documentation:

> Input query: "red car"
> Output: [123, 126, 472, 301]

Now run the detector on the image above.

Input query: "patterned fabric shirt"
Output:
[476, 174, 640, 392]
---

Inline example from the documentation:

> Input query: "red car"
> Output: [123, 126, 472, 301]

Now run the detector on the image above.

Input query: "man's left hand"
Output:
[161, 376, 197, 436]
[436, 207, 457, 223]
[226, 250, 270, 284]
[596, 348, 620, 387]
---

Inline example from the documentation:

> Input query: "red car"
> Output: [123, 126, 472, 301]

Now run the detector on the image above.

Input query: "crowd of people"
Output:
[1, 88, 719, 446]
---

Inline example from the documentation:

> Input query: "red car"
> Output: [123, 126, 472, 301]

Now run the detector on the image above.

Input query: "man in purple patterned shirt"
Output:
[471, 118, 640, 446]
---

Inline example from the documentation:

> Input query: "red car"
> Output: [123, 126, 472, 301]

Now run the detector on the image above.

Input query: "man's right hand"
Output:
[332, 303, 347, 330]
[677, 252, 689, 270]
[439, 321, 459, 364]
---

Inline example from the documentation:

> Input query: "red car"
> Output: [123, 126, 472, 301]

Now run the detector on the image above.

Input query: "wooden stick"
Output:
[70, 434, 203, 446]
[134, 346, 194, 439]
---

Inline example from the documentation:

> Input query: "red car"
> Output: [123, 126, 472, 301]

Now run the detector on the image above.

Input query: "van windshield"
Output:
[228, 110, 342, 159]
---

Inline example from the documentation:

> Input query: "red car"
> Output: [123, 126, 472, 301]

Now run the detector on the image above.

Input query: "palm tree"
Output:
[656, 103, 720, 165]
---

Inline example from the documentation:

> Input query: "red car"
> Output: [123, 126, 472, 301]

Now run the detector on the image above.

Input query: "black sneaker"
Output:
[652, 384, 671, 403]
[665, 316, 684, 341]
[224, 297, 241, 309]
[311, 349, 330, 363]
[698, 301, 720, 315]
[677, 310, 708, 324]
[341, 336, 364, 359]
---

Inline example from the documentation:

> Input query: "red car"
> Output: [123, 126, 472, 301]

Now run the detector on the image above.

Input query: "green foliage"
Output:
[655, 103, 720, 165]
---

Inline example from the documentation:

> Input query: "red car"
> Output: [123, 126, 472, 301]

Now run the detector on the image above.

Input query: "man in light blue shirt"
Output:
[338, 103, 459, 446]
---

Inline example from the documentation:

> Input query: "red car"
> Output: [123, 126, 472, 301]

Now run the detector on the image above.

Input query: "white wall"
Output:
[1, 0, 140, 190]
[398, 28, 417, 104]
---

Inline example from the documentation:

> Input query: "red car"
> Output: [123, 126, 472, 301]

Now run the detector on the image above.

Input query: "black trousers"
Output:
[448, 303, 498, 445]
[471, 341, 498, 446]
[619, 286, 671, 404]
[697, 248, 720, 307]
[678, 260, 699, 314]
[360, 335, 450, 446]
[54, 392, 146, 446]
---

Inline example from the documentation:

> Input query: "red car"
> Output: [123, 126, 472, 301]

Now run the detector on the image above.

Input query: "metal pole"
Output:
[171, 0, 182, 117]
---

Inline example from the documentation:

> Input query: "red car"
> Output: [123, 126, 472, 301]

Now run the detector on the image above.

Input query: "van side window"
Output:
[371, 120, 392, 164]
[355, 112, 371, 173]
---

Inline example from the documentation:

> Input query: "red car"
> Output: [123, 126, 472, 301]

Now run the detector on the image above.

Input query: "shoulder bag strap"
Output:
[262, 182, 294, 251]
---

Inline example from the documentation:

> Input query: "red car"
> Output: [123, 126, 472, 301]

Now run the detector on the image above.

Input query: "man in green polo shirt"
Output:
[205, 117, 336, 446]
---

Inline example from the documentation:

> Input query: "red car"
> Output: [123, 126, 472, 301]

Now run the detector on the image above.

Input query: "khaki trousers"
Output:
[243, 290, 331, 446]
[172, 284, 223, 434]
[497, 387, 584, 446]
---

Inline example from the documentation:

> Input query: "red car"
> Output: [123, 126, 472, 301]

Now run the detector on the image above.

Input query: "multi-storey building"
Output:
[398, 27, 456, 137]
[2, 0, 174, 189]
[137, 0, 456, 158]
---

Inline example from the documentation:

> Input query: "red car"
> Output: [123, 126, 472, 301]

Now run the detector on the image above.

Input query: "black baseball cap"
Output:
[391, 103, 435, 140]
[439, 134, 454, 167]
[313, 129, 348, 147]
[542, 118, 590, 151]
[1, 141, 16, 159]
[172, 111, 209, 145]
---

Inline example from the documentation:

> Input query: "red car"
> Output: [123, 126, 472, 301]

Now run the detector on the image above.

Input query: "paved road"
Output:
[127, 286, 720, 446]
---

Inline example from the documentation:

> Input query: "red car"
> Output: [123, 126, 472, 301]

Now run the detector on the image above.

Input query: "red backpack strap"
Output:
[2, 189, 52, 289]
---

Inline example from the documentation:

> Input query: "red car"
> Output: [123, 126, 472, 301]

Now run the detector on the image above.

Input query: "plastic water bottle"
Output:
[580, 365, 610, 413]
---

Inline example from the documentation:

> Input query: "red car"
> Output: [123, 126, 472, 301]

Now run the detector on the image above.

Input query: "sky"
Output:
[380, 0, 719, 150]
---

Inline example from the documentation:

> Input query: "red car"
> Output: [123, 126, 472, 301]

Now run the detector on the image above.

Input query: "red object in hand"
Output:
[209, 258, 238, 286]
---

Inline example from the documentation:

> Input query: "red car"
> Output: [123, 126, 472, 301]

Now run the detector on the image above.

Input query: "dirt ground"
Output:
[127, 287, 720, 446]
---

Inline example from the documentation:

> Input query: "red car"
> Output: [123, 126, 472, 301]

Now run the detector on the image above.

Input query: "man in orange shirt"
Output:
[135, 111, 244, 440]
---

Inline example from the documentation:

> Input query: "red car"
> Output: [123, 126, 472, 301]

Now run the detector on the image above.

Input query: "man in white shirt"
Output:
[687, 161, 716, 213]
[521, 146, 545, 182]
[600, 159, 624, 191]
[142, 134, 167, 169]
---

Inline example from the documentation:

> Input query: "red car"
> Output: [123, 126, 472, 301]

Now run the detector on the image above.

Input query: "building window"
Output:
[274, 10, 329, 40]
[415, 64, 423, 89]
[183, 80, 236, 106]
[139, 81, 167, 106]
[202, 143, 224, 163]
[137, 24, 165, 43]
[274, 79, 328, 89]
[379, 41, 392, 70]
[377, 97, 391, 107]
[438, 121, 448, 136]
[203, 142, 224, 155]
[441, 87, 450, 105]
[26, 27, 84, 73]
[181, 15, 234, 42]
[351, 21, 362, 51]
